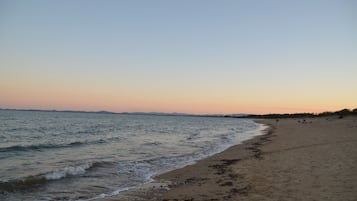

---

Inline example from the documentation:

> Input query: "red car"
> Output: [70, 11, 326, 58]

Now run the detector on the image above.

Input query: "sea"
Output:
[0, 110, 266, 201]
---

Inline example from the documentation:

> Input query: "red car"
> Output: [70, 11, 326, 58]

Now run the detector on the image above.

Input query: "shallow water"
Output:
[0, 110, 264, 201]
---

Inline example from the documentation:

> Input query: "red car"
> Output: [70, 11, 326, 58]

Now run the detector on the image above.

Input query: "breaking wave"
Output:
[0, 162, 95, 192]
[44, 162, 93, 180]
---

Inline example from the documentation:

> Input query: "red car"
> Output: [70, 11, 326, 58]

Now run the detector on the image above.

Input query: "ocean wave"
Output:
[0, 176, 47, 192]
[0, 162, 95, 192]
[44, 162, 93, 180]
[0, 144, 65, 152]
[0, 139, 110, 153]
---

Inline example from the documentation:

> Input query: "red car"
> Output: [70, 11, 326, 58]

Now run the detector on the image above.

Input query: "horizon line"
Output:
[1, 107, 355, 116]
[0, 108, 250, 116]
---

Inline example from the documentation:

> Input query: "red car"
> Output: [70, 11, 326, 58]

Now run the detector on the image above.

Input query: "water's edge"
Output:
[96, 120, 269, 201]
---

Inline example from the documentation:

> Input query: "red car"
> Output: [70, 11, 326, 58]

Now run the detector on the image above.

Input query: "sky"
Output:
[1, 0, 356, 114]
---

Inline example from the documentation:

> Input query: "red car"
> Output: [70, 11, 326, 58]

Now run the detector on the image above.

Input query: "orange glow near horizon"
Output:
[1, 81, 355, 115]
[1, 67, 356, 115]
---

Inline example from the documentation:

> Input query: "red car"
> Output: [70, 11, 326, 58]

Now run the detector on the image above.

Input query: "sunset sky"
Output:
[1, 0, 356, 114]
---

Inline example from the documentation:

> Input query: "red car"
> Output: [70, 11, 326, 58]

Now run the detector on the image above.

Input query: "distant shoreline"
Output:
[1, 107, 356, 119]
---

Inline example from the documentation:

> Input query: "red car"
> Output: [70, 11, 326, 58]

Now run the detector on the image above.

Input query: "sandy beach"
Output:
[105, 116, 357, 201]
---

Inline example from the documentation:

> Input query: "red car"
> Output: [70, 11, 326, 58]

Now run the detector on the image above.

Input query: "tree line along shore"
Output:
[234, 108, 357, 119]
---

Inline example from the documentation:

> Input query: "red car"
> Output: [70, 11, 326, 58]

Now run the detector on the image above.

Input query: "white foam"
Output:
[44, 162, 92, 180]
[77, 187, 131, 201]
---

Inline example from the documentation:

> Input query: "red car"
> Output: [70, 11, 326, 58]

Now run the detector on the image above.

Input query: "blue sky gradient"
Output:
[1, 0, 356, 114]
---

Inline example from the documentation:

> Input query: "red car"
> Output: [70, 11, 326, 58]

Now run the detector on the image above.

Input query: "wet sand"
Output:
[105, 116, 357, 201]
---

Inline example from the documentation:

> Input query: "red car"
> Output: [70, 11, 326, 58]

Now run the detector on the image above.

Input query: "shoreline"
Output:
[101, 120, 271, 201]
[104, 116, 357, 201]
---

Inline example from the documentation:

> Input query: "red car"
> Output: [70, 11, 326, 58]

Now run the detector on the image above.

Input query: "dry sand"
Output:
[105, 116, 357, 201]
